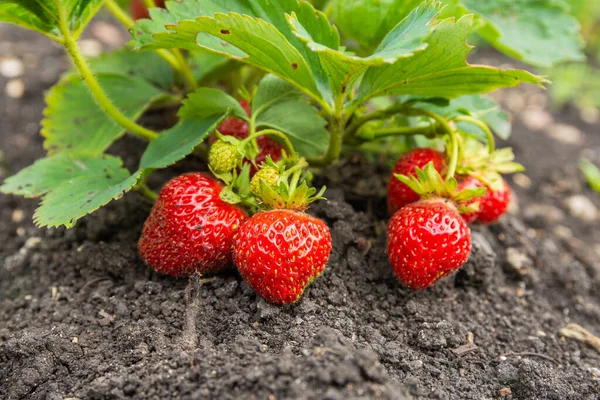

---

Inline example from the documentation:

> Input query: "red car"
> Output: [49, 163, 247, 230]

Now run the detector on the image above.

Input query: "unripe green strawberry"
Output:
[250, 166, 280, 197]
[209, 140, 241, 174]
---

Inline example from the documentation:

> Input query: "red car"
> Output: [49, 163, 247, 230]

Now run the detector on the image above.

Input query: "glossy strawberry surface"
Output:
[457, 175, 485, 223]
[232, 210, 332, 305]
[477, 180, 511, 224]
[388, 148, 446, 214]
[387, 199, 471, 290]
[131, 0, 166, 20]
[139, 173, 248, 276]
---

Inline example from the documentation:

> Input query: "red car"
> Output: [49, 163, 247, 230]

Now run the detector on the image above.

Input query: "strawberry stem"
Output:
[142, 0, 156, 8]
[241, 129, 298, 160]
[451, 115, 496, 154]
[59, 6, 159, 142]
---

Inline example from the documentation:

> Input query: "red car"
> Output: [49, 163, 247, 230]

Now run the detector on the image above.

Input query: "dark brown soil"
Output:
[1, 25, 600, 400]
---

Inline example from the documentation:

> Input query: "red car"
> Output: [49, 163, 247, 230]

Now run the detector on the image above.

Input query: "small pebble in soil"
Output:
[5, 78, 25, 98]
[79, 39, 103, 57]
[0, 57, 24, 78]
[512, 173, 532, 189]
[563, 195, 598, 222]
[546, 124, 584, 145]
[521, 108, 553, 131]
[505, 248, 533, 277]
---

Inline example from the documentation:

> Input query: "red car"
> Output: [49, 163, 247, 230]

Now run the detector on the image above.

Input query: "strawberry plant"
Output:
[0, 0, 585, 297]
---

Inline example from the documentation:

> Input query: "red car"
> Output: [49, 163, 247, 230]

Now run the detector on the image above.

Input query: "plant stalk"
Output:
[59, 10, 158, 141]
[452, 115, 496, 154]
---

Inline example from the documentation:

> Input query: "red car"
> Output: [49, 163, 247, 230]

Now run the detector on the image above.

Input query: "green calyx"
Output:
[208, 138, 242, 174]
[456, 137, 524, 191]
[395, 162, 487, 214]
[253, 158, 325, 211]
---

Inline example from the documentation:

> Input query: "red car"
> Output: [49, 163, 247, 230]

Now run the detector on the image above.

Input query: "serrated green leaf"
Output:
[580, 159, 600, 193]
[253, 75, 329, 157]
[188, 52, 233, 83]
[0, 0, 104, 41]
[43, 73, 168, 155]
[178, 88, 247, 121]
[139, 115, 225, 170]
[0, 153, 126, 197]
[0, 152, 142, 228]
[331, 0, 424, 50]
[288, 1, 440, 99]
[131, 0, 335, 106]
[35, 170, 142, 228]
[355, 15, 547, 105]
[460, 0, 585, 67]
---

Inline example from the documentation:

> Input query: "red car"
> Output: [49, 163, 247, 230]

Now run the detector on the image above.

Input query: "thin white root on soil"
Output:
[560, 323, 600, 353]
[180, 274, 214, 351]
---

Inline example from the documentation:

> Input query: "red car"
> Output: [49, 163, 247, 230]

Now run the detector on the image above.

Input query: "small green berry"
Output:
[251, 166, 280, 197]
[209, 140, 241, 174]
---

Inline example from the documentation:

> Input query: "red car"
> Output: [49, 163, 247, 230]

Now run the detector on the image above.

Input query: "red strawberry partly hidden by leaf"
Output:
[131, 0, 166, 20]
[215, 99, 252, 139]
[139, 173, 248, 277]
[210, 100, 284, 174]
[388, 199, 471, 290]
[233, 210, 332, 305]
[457, 176, 485, 223]
[388, 148, 446, 214]
[477, 179, 511, 224]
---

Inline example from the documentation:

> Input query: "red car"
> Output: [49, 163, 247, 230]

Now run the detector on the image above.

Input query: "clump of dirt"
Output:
[2, 26, 600, 400]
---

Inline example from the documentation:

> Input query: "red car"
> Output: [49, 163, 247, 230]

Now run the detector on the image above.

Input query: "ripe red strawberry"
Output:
[477, 180, 511, 224]
[388, 148, 446, 214]
[233, 210, 332, 305]
[215, 99, 252, 139]
[139, 173, 248, 276]
[210, 100, 284, 174]
[131, 0, 166, 20]
[388, 199, 471, 290]
[457, 176, 485, 223]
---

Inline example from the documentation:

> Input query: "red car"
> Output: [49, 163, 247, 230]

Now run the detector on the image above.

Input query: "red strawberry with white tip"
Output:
[139, 173, 248, 276]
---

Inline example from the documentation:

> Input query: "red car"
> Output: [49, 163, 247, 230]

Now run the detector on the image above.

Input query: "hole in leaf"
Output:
[220, 29, 231, 34]
[291, 63, 298, 70]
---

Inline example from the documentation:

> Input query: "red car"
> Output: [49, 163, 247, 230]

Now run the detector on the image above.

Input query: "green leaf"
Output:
[0, 153, 126, 197]
[253, 75, 329, 157]
[355, 15, 547, 105]
[0, 0, 104, 41]
[43, 73, 168, 155]
[131, 0, 335, 106]
[410, 94, 511, 139]
[331, 0, 424, 50]
[139, 115, 226, 170]
[178, 88, 248, 121]
[0, 152, 142, 228]
[188, 52, 233, 83]
[78, 48, 176, 90]
[460, 0, 585, 67]
[288, 1, 440, 99]
[35, 170, 142, 228]
[580, 159, 600, 193]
